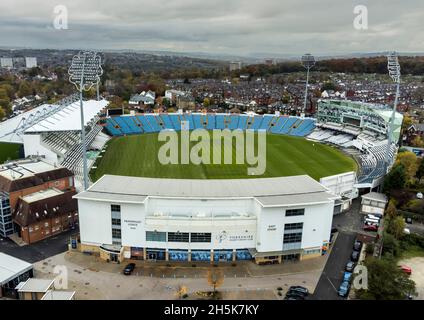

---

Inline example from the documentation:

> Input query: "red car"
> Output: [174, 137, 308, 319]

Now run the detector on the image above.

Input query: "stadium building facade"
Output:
[74, 175, 337, 264]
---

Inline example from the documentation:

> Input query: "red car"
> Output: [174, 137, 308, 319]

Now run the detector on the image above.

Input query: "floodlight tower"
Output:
[301, 53, 315, 112]
[383, 51, 401, 174]
[68, 51, 103, 190]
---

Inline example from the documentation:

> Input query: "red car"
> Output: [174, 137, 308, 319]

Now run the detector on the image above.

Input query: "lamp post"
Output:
[68, 51, 103, 190]
[384, 51, 401, 174]
[301, 53, 315, 112]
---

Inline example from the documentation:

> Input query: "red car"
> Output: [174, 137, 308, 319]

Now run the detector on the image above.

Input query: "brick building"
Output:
[0, 158, 76, 242]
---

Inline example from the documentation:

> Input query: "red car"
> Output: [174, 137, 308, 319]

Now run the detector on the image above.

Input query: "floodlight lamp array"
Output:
[68, 51, 103, 91]
[301, 54, 315, 69]
[387, 52, 401, 83]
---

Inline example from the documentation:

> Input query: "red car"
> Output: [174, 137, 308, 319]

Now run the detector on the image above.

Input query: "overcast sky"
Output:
[0, 0, 423, 56]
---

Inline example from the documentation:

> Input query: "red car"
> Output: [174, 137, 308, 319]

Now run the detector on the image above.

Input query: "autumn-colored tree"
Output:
[207, 269, 224, 296]
[411, 135, 424, 148]
[395, 151, 418, 182]
[0, 107, 5, 120]
[385, 200, 398, 219]
[18, 81, 32, 97]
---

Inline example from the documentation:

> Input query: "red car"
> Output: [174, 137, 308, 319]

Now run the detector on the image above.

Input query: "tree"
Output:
[385, 200, 398, 219]
[395, 151, 418, 181]
[382, 232, 400, 257]
[207, 269, 224, 297]
[411, 135, 424, 148]
[416, 158, 424, 181]
[357, 257, 416, 300]
[0, 107, 5, 120]
[387, 216, 406, 240]
[383, 164, 406, 192]
[18, 81, 32, 97]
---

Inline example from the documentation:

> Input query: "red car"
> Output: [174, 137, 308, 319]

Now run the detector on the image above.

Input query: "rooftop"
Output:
[41, 290, 75, 300]
[0, 159, 73, 193]
[361, 192, 388, 203]
[74, 174, 336, 206]
[21, 188, 63, 203]
[0, 159, 57, 181]
[18, 278, 54, 293]
[0, 99, 109, 143]
[0, 253, 33, 286]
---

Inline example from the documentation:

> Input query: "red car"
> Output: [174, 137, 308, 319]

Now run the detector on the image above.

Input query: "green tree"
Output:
[357, 257, 416, 300]
[383, 164, 406, 192]
[382, 233, 400, 257]
[416, 158, 424, 181]
[18, 81, 32, 97]
[387, 216, 406, 240]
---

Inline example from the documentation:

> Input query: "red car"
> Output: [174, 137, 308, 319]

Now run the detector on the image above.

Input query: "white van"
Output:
[364, 217, 380, 225]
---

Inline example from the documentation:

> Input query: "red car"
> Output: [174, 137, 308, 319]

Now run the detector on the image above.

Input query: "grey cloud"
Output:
[0, 0, 423, 55]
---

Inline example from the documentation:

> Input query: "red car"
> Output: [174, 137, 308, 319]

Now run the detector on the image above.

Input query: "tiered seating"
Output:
[42, 131, 80, 155]
[249, 116, 264, 130]
[169, 114, 181, 130]
[206, 114, 215, 130]
[105, 113, 316, 137]
[357, 144, 396, 184]
[237, 115, 249, 130]
[216, 115, 225, 129]
[193, 114, 203, 129]
[145, 114, 162, 131]
[159, 114, 175, 130]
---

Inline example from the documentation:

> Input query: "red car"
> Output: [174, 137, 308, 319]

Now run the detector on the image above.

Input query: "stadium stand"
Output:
[104, 113, 316, 138]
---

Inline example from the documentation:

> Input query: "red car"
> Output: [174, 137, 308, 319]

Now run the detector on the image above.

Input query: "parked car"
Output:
[338, 281, 351, 297]
[343, 271, 352, 283]
[284, 295, 303, 300]
[345, 261, 356, 272]
[353, 240, 363, 251]
[123, 263, 136, 275]
[351, 251, 360, 262]
[400, 265, 412, 275]
[363, 224, 378, 232]
[285, 290, 306, 300]
[288, 286, 309, 296]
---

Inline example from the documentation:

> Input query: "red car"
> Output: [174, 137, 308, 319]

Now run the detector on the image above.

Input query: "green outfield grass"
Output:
[90, 132, 357, 182]
[0, 142, 22, 164]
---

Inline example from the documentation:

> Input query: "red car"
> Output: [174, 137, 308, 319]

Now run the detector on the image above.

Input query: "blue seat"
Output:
[145, 114, 162, 132]
[159, 114, 175, 130]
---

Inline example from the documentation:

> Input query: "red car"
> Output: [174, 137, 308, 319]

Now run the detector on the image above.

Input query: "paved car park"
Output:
[0, 229, 78, 263]
[310, 231, 357, 300]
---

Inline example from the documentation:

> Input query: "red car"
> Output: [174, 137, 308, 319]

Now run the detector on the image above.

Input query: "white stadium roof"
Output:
[0, 252, 33, 286]
[75, 174, 338, 207]
[0, 99, 108, 143]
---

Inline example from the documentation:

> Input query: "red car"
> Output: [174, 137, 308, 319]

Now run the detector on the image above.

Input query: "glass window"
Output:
[146, 231, 166, 242]
[168, 232, 189, 242]
[190, 232, 211, 243]
[285, 209, 305, 217]
[111, 204, 121, 212]
[284, 222, 304, 231]
[111, 218, 121, 226]
[283, 232, 303, 244]
[112, 229, 121, 238]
